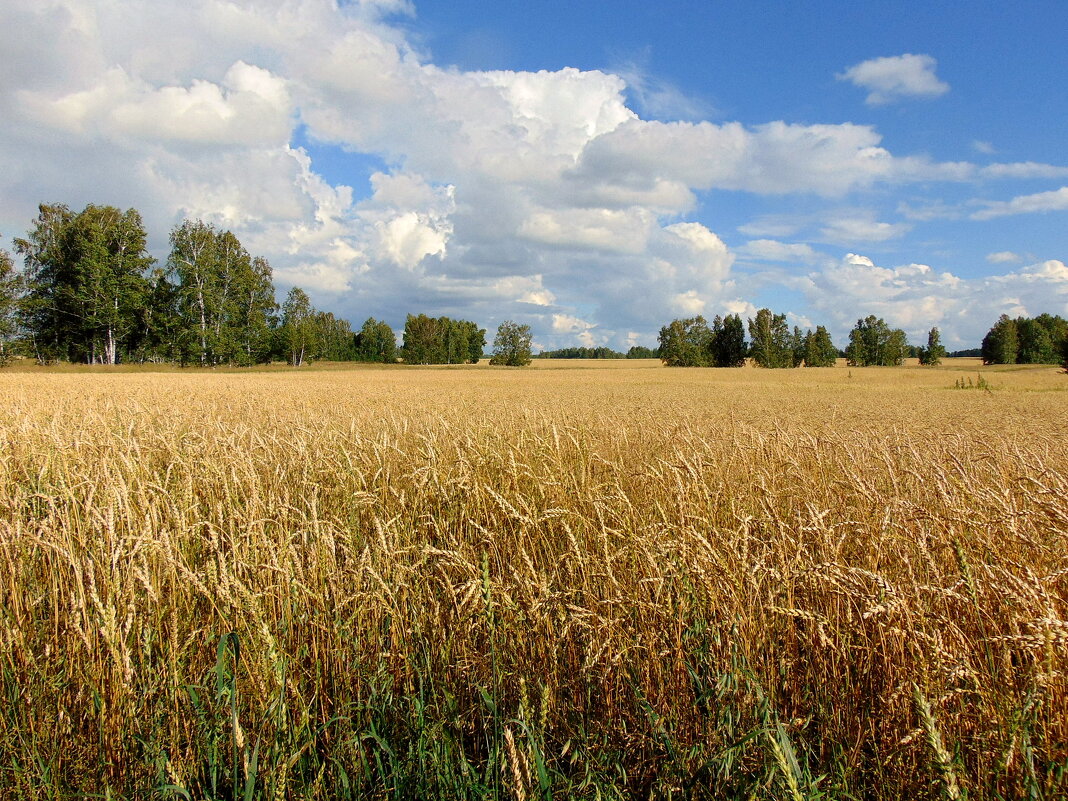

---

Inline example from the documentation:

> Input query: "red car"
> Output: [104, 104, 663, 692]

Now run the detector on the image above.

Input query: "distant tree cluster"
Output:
[536, 346, 625, 359]
[0, 203, 525, 370]
[2, 202, 369, 366]
[4, 202, 1067, 374]
[534, 345, 660, 359]
[655, 311, 961, 370]
[917, 328, 946, 366]
[658, 314, 746, 367]
[353, 318, 397, 364]
[277, 287, 364, 367]
[845, 316, 909, 367]
[15, 204, 155, 364]
[1, 202, 402, 368]
[658, 311, 840, 368]
[802, 327, 839, 367]
[981, 313, 1068, 365]
[747, 309, 801, 368]
[401, 314, 485, 365]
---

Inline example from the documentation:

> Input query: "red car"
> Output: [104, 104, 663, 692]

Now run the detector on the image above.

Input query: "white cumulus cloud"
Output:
[986, 251, 1021, 264]
[738, 240, 820, 263]
[971, 187, 1068, 220]
[801, 254, 1068, 346]
[0, 0, 1063, 351]
[837, 54, 950, 106]
[820, 216, 911, 244]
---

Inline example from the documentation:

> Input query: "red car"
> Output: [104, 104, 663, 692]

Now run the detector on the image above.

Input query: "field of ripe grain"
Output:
[1, 360, 1066, 800]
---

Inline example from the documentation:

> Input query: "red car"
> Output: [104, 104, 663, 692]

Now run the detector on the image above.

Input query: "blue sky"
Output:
[2, 0, 1066, 349]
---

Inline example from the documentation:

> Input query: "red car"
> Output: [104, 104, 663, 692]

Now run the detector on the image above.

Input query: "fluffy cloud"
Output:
[801, 254, 1068, 346]
[971, 187, 1068, 220]
[819, 216, 911, 244]
[552, 313, 598, 346]
[374, 212, 450, 270]
[737, 240, 820, 263]
[518, 207, 654, 253]
[0, 0, 1064, 351]
[837, 54, 950, 105]
[986, 251, 1021, 264]
[570, 118, 973, 198]
[978, 163, 1068, 180]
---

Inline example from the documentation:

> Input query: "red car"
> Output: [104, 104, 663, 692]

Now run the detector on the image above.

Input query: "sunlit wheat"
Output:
[0, 359, 1065, 799]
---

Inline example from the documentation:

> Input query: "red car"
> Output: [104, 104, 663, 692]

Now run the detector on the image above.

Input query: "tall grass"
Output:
[0, 363, 1065, 799]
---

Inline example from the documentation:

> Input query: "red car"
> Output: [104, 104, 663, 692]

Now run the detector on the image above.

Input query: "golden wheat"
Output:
[0, 359, 1065, 798]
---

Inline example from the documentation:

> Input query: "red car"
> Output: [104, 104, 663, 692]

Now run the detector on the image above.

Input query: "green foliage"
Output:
[166, 220, 277, 366]
[659, 314, 746, 367]
[401, 316, 484, 365]
[354, 317, 397, 363]
[658, 316, 713, 367]
[0, 245, 22, 365]
[281, 287, 314, 366]
[789, 326, 806, 368]
[15, 203, 153, 364]
[988, 313, 1068, 365]
[975, 313, 1068, 365]
[626, 345, 658, 359]
[489, 320, 533, 366]
[918, 327, 947, 366]
[457, 319, 487, 365]
[237, 257, 278, 365]
[712, 314, 747, 367]
[954, 374, 992, 391]
[402, 314, 485, 364]
[401, 313, 440, 365]
[307, 311, 357, 361]
[747, 309, 795, 368]
[845, 316, 908, 366]
[14, 203, 77, 362]
[981, 315, 1017, 365]
[804, 326, 838, 367]
[1016, 318, 1054, 364]
[536, 346, 624, 359]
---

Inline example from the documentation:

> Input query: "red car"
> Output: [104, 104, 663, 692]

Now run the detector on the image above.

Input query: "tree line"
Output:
[657, 311, 949, 368]
[4, 202, 1065, 370]
[535, 345, 657, 359]
[980, 313, 1068, 366]
[0, 203, 538, 367]
[0, 203, 356, 366]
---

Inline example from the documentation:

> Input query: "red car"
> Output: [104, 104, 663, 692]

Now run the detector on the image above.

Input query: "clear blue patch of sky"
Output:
[290, 124, 390, 201]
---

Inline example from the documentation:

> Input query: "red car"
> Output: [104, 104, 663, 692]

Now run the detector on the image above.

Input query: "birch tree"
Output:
[64, 206, 152, 364]
[281, 287, 314, 366]
[0, 245, 22, 364]
[803, 326, 838, 367]
[167, 221, 277, 365]
[354, 317, 397, 363]
[15, 204, 76, 362]
[15, 203, 151, 364]
[167, 220, 219, 365]
[747, 308, 793, 368]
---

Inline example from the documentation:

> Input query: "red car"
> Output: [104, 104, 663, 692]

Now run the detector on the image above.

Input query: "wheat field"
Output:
[0, 359, 1066, 799]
